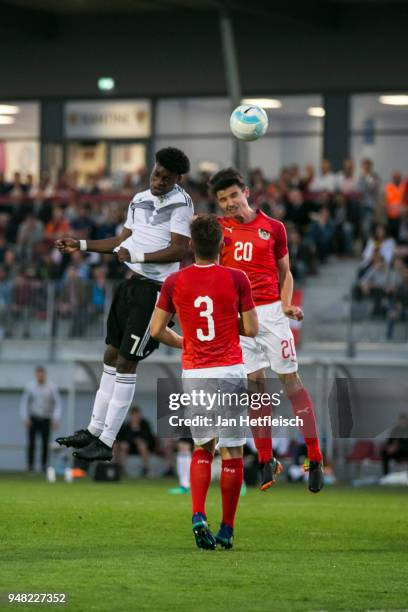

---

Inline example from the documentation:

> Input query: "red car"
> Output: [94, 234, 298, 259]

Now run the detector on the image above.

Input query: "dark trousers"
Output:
[381, 447, 408, 475]
[28, 417, 51, 470]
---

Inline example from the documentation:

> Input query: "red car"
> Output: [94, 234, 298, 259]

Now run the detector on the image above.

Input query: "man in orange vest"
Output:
[384, 171, 406, 239]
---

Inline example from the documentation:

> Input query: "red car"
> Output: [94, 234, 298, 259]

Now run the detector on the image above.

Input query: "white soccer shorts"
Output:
[240, 301, 298, 376]
[182, 364, 247, 448]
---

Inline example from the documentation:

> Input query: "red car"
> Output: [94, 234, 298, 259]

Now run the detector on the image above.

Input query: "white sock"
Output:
[88, 364, 116, 436]
[177, 451, 191, 489]
[99, 373, 137, 447]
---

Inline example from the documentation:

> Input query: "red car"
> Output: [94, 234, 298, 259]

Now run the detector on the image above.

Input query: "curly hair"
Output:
[155, 147, 190, 175]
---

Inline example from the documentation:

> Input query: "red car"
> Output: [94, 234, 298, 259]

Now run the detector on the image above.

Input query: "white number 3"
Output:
[194, 296, 215, 341]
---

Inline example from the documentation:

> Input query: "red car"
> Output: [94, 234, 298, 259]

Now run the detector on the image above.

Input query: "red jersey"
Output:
[219, 210, 288, 306]
[157, 263, 255, 370]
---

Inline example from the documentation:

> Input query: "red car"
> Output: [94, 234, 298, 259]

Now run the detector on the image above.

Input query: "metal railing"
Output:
[0, 278, 115, 342]
[346, 286, 408, 356]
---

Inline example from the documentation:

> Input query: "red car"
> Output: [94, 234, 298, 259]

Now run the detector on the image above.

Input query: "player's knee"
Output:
[248, 369, 266, 392]
[195, 440, 215, 455]
[104, 345, 119, 368]
[220, 445, 243, 459]
[116, 355, 138, 374]
[279, 371, 302, 395]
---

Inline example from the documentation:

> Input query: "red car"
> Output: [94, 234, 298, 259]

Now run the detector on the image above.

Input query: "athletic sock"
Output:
[177, 450, 191, 489]
[190, 449, 213, 516]
[99, 373, 137, 448]
[249, 403, 273, 463]
[87, 364, 117, 436]
[220, 457, 244, 528]
[288, 387, 323, 462]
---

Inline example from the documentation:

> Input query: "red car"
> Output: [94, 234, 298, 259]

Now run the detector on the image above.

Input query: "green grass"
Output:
[0, 475, 407, 612]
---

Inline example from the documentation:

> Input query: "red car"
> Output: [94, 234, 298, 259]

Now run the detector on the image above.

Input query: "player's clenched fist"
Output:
[282, 305, 304, 321]
[116, 247, 131, 263]
[55, 237, 79, 253]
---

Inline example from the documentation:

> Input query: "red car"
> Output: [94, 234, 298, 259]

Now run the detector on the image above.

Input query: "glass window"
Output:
[0, 102, 40, 180]
[251, 95, 323, 135]
[351, 134, 408, 180]
[351, 93, 408, 180]
[249, 135, 322, 177]
[352, 93, 408, 132]
[155, 95, 323, 175]
[155, 136, 233, 174]
[156, 98, 230, 135]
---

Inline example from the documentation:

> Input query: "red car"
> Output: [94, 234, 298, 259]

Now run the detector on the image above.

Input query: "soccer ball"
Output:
[230, 104, 269, 141]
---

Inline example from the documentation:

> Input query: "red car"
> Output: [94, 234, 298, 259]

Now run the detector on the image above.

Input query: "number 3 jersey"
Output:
[156, 263, 255, 370]
[218, 210, 288, 306]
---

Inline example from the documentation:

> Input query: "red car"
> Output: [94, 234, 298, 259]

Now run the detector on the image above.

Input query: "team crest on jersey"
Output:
[258, 228, 270, 240]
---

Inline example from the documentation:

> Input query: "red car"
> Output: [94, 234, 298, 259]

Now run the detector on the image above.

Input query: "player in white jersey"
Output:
[56, 148, 194, 462]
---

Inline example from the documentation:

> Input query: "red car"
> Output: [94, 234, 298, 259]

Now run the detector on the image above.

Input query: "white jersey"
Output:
[122, 184, 194, 282]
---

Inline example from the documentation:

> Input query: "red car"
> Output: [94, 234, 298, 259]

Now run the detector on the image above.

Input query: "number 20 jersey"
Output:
[156, 263, 255, 370]
[219, 210, 288, 306]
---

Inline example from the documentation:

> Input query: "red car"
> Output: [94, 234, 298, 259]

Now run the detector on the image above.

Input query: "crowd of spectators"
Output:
[1, 158, 408, 338]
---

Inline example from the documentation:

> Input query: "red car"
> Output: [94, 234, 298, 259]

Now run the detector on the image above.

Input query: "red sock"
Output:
[288, 387, 322, 462]
[249, 403, 273, 463]
[220, 457, 244, 528]
[190, 449, 213, 516]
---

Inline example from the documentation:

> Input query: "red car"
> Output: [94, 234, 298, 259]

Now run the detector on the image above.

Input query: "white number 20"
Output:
[194, 296, 215, 341]
[234, 241, 253, 261]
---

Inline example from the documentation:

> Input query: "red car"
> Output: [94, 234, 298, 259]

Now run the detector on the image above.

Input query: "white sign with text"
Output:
[64, 100, 151, 138]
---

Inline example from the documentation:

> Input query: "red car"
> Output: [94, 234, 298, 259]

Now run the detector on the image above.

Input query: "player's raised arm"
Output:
[55, 226, 132, 255]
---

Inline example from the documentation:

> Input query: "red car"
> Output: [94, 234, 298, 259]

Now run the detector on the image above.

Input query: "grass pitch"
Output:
[1, 474, 407, 612]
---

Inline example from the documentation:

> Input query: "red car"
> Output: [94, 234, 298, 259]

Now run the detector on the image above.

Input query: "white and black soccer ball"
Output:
[230, 104, 269, 141]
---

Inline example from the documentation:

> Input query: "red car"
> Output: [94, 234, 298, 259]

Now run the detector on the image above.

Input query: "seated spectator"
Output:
[10, 272, 32, 336]
[36, 251, 62, 281]
[0, 235, 7, 263]
[58, 266, 90, 336]
[0, 264, 12, 338]
[360, 223, 395, 275]
[307, 206, 335, 262]
[70, 204, 95, 240]
[356, 158, 380, 241]
[359, 253, 394, 316]
[309, 159, 337, 193]
[66, 250, 90, 280]
[299, 163, 315, 194]
[90, 266, 106, 315]
[285, 189, 313, 230]
[386, 262, 408, 339]
[332, 193, 354, 255]
[3, 249, 17, 280]
[30, 174, 55, 204]
[0, 172, 10, 195]
[8, 171, 28, 200]
[16, 213, 43, 262]
[381, 413, 408, 475]
[287, 223, 317, 281]
[44, 206, 70, 242]
[397, 208, 408, 246]
[82, 173, 101, 196]
[114, 406, 156, 476]
[336, 158, 358, 195]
